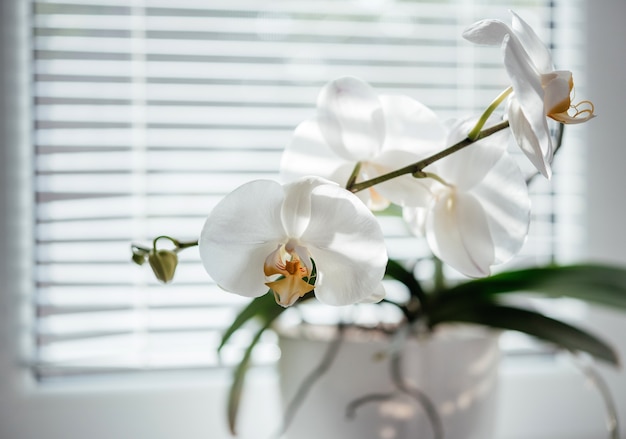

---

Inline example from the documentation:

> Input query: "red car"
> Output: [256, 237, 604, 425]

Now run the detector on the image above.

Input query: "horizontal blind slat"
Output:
[33, 0, 581, 378]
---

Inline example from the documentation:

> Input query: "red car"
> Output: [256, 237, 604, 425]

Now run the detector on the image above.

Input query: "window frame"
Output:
[1, 1, 625, 439]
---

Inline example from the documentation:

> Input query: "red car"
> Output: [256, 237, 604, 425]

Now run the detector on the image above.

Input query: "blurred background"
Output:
[1, 1, 625, 438]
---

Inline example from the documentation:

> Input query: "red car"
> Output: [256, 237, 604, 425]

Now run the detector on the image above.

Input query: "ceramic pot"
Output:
[277, 324, 500, 439]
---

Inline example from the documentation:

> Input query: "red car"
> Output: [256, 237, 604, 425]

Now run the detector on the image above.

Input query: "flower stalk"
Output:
[347, 120, 510, 194]
[467, 87, 513, 140]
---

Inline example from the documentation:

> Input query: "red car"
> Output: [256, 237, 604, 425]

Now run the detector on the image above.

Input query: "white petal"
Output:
[317, 76, 385, 161]
[300, 183, 388, 305]
[462, 19, 510, 45]
[280, 119, 349, 183]
[359, 283, 386, 304]
[426, 191, 494, 278]
[471, 151, 531, 265]
[510, 10, 553, 73]
[378, 95, 446, 155]
[371, 150, 434, 207]
[503, 33, 545, 105]
[503, 34, 553, 177]
[403, 205, 429, 238]
[199, 180, 287, 297]
[542, 72, 572, 115]
[507, 98, 552, 179]
[433, 117, 509, 190]
[281, 176, 336, 238]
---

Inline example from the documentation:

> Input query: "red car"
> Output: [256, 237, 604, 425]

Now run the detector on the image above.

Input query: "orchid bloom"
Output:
[280, 76, 445, 210]
[403, 117, 531, 278]
[463, 10, 594, 179]
[199, 176, 388, 307]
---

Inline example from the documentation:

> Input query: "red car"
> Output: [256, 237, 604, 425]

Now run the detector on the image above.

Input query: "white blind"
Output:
[32, 0, 585, 378]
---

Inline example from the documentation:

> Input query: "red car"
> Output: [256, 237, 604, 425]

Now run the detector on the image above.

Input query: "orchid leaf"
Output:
[218, 292, 279, 352]
[226, 297, 286, 435]
[437, 264, 626, 311]
[429, 301, 619, 366]
[227, 324, 266, 435]
[384, 259, 425, 303]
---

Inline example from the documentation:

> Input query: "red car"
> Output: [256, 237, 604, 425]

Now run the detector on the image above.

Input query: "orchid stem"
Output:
[467, 86, 513, 140]
[346, 162, 362, 188]
[151, 236, 198, 252]
[348, 120, 510, 194]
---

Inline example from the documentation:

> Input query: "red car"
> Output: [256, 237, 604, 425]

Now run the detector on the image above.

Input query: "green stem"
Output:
[177, 240, 199, 249]
[345, 161, 362, 188]
[467, 87, 513, 140]
[348, 120, 510, 194]
[433, 257, 445, 293]
[152, 235, 198, 251]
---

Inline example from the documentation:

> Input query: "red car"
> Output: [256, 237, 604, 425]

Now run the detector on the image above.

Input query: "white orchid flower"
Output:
[463, 10, 594, 179]
[403, 118, 531, 278]
[280, 76, 444, 210]
[199, 176, 388, 307]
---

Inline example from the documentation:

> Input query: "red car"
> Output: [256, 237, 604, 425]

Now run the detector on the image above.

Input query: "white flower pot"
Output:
[277, 324, 500, 439]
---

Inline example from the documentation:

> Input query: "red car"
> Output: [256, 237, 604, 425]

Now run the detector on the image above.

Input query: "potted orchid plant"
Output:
[132, 11, 625, 439]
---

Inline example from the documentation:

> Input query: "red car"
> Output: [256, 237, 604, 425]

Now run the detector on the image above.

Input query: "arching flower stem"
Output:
[347, 120, 510, 194]
[467, 86, 513, 140]
[152, 236, 198, 252]
[345, 161, 362, 189]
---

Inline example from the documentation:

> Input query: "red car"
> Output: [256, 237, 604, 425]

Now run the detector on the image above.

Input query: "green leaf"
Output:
[218, 292, 280, 352]
[438, 264, 626, 311]
[385, 260, 422, 296]
[384, 259, 427, 313]
[429, 301, 620, 366]
[226, 299, 286, 435]
[227, 325, 265, 436]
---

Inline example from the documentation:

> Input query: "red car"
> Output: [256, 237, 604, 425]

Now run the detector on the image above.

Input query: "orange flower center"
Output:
[263, 243, 314, 307]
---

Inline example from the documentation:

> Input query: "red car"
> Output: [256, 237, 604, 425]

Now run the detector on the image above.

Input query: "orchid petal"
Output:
[470, 152, 531, 265]
[507, 98, 552, 179]
[199, 180, 287, 297]
[402, 205, 429, 238]
[502, 33, 545, 106]
[301, 183, 387, 305]
[359, 283, 386, 304]
[372, 150, 433, 207]
[462, 19, 510, 45]
[316, 76, 385, 161]
[503, 34, 553, 178]
[510, 10, 553, 73]
[543, 72, 572, 116]
[378, 95, 447, 155]
[280, 119, 348, 183]
[281, 177, 333, 238]
[426, 192, 494, 278]
[433, 117, 508, 189]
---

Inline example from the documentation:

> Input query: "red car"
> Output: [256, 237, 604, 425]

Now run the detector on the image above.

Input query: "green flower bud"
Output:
[132, 250, 148, 266]
[149, 249, 178, 283]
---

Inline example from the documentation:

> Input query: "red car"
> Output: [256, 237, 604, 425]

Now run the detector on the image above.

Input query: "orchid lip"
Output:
[264, 242, 315, 307]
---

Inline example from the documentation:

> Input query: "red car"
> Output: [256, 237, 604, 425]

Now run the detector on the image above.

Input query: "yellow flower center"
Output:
[263, 243, 314, 307]
[542, 71, 595, 124]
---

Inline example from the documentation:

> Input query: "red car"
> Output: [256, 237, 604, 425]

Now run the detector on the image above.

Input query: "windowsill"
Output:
[9, 355, 616, 439]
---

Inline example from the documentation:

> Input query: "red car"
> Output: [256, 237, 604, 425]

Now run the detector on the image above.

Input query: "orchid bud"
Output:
[149, 249, 178, 283]
[132, 250, 148, 266]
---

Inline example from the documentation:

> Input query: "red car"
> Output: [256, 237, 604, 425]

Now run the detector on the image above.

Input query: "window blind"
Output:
[32, 0, 586, 378]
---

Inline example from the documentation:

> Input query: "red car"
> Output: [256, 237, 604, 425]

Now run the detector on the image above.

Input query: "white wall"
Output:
[585, 0, 626, 435]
